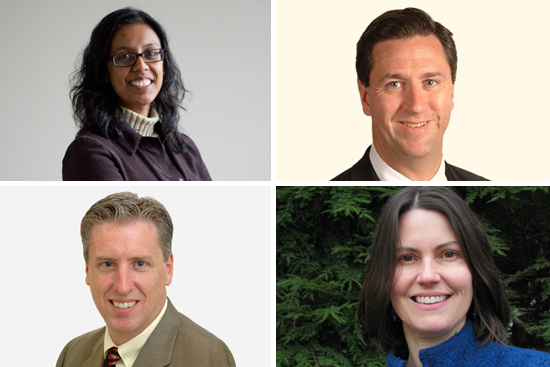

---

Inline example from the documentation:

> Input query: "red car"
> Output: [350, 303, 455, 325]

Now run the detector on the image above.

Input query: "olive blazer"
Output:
[56, 298, 235, 367]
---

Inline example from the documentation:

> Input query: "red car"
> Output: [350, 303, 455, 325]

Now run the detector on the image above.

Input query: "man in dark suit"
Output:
[56, 192, 235, 367]
[332, 8, 487, 181]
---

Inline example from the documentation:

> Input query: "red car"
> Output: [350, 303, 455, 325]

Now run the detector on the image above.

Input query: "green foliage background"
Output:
[276, 186, 550, 366]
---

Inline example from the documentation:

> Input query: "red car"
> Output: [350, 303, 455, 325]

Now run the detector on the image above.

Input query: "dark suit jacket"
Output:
[332, 146, 488, 181]
[56, 298, 235, 367]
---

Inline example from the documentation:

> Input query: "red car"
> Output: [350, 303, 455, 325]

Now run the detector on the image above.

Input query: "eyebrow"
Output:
[112, 42, 160, 54]
[94, 255, 155, 262]
[381, 71, 447, 81]
[396, 240, 460, 252]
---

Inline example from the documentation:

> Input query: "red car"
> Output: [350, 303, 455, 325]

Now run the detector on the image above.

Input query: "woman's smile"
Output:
[391, 208, 473, 339]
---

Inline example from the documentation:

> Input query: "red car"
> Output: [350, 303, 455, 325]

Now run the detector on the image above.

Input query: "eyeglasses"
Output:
[108, 49, 165, 67]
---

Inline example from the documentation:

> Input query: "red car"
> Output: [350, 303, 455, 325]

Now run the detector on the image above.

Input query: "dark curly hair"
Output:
[70, 7, 187, 153]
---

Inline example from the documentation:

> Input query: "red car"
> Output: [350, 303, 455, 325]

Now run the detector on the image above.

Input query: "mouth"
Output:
[400, 121, 428, 128]
[412, 295, 451, 304]
[129, 79, 152, 87]
[111, 300, 138, 309]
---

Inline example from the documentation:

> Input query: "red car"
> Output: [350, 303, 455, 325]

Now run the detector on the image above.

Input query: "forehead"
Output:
[109, 23, 161, 53]
[398, 209, 458, 247]
[370, 35, 451, 79]
[89, 220, 162, 257]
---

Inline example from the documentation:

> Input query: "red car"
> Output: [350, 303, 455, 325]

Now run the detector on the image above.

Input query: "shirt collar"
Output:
[370, 144, 447, 181]
[103, 298, 168, 367]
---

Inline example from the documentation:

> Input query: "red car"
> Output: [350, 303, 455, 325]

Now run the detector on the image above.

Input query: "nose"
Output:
[416, 258, 441, 285]
[403, 82, 426, 115]
[131, 54, 149, 72]
[113, 266, 133, 295]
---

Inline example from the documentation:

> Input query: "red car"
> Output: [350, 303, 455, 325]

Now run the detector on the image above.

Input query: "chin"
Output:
[407, 316, 466, 337]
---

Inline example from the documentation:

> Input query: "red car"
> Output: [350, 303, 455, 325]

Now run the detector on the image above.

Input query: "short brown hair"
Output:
[356, 8, 457, 87]
[81, 192, 173, 263]
[358, 187, 510, 354]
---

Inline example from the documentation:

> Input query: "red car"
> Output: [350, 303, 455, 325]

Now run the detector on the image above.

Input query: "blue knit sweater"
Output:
[386, 320, 550, 366]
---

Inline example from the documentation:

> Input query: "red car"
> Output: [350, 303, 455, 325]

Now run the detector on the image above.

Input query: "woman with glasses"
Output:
[63, 8, 211, 181]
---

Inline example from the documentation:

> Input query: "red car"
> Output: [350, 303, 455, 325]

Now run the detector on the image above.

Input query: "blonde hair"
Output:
[81, 192, 173, 263]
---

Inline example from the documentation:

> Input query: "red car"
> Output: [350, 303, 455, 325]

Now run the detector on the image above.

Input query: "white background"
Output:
[0, 185, 271, 366]
[277, 0, 550, 181]
[0, 0, 270, 181]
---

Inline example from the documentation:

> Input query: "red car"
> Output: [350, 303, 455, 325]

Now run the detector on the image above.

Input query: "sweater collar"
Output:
[116, 106, 160, 137]
[387, 320, 475, 367]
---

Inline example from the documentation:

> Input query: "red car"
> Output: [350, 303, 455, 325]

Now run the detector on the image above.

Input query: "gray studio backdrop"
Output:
[0, 0, 270, 181]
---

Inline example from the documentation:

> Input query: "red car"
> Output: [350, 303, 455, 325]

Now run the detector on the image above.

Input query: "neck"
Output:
[402, 318, 467, 367]
[375, 144, 442, 181]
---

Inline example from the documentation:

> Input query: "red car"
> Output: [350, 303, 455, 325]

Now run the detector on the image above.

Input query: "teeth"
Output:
[113, 301, 137, 309]
[414, 295, 449, 304]
[403, 121, 426, 128]
[130, 80, 151, 87]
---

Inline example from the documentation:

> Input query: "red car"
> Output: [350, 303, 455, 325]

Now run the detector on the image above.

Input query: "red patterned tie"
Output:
[103, 347, 121, 367]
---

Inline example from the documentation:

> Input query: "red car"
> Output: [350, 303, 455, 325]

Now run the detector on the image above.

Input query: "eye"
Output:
[101, 261, 114, 268]
[400, 254, 414, 262]
[424, 79, 438, 87]
[443, 251, 457, 259]
[135, 261, 146, 267]
[388, 81, 402, 89]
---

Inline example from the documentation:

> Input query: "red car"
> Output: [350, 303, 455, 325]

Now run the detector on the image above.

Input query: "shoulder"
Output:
[63, 129, 116, 158]
[331, 146, 379, 181]
[176, 312, 235, 366]
[475, 342, 550, 366]
[331, 168, 352, 181]
[176, 133, 212, 181]
[180, 133, 203, 155]
[56, 327, 104, 366]
[60, 326, 104, 351]
[159, 301, 235, 366]
[445, 162, 489, 181]
[62, 132, 124, 181]
[176, 311, 226, 344]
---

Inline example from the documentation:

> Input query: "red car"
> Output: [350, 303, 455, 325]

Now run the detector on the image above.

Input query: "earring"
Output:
[473, 306, 478, 319]
[392, 307, 397, 322]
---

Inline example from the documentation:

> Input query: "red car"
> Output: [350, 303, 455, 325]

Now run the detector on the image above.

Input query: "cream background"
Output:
[276, 1, 550, 181]
[0, 185, 270, 366]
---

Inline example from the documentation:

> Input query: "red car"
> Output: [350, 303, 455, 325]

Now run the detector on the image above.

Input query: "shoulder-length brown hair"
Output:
[358, 186, 510, 354]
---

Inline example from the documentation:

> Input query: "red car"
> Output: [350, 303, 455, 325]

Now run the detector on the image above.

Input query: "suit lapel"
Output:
[133, 298, 180, 367]
[82, 330, 105, 367]
[351, 146, 380, 180]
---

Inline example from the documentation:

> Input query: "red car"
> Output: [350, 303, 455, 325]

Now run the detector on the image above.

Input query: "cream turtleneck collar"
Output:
[117, 106, 160, 137]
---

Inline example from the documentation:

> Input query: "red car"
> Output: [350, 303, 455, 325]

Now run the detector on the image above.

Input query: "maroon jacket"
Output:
[62, 120, 211, 181]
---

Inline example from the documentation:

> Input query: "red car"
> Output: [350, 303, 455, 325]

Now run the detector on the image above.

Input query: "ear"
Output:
[357, 78, 372, 116]
[85, 265, 90, 286]
[165, 253, 174, 286]
[450, 83, 455, 111]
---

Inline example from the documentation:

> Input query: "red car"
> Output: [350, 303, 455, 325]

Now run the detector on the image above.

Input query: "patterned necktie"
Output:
[103, 347, 121, 367]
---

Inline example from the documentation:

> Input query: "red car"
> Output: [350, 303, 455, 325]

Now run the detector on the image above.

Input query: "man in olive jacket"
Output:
[56, 192, 235, 367]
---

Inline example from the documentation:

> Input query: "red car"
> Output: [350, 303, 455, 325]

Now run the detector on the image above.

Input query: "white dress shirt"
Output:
[370, 144, 447, 181]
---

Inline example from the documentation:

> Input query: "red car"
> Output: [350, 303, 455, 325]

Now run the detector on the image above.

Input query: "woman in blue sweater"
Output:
[358, 187, 550, 366]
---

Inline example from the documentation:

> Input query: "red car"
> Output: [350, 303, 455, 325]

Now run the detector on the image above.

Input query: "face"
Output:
[106, 23, 164, 117]
[391, 209, 473, 342]
[86, 220, 173, 345]
[359, 35, 454, 162]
